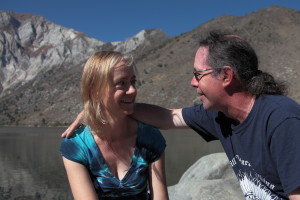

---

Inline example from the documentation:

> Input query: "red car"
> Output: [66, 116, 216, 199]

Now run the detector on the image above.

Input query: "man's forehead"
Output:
[194, 47, 209, 69]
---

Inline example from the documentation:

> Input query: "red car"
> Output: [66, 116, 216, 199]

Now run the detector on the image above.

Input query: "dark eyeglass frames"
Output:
[193, 67, 224, 81]
[193, 68, 215, 81]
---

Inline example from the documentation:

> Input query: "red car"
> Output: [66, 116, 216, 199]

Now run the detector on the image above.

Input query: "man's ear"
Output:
[222, 66, 235, 86]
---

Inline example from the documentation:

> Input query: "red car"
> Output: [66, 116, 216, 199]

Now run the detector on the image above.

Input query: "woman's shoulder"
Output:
[60, 125, 91, 165]
[136, 122, 166, 163]
[136, 122, 166, 149]
[61, 125, 91, 144]
[137, 122, 161, 136]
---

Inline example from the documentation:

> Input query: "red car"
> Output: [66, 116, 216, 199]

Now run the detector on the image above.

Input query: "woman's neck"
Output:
[97, 116, 137, 142]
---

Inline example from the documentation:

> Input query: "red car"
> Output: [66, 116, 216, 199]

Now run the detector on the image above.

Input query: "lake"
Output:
[0, 126, 223, 200]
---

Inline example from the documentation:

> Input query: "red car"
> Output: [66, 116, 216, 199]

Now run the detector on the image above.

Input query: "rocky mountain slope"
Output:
[135, 6, 300, 108]
[0, 10, 170, 125]
[0, 5, 299, 126]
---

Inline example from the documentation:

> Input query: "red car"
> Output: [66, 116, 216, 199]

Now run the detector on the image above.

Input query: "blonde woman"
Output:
[60, 51, 168, 200]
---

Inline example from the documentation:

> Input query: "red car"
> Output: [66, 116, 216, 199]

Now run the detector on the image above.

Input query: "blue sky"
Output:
[2, 0, 300, 42]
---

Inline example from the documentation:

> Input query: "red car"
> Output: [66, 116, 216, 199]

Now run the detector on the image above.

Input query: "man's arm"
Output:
[61, 103, 189, 138]
[131, 103, 188, 129]
[61, 111, 83, 138]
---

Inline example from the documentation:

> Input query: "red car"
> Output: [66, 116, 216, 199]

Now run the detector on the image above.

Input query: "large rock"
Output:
[168, 153, 244, 200]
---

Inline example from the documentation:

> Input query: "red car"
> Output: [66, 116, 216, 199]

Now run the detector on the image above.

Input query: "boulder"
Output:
[168, 152, 244, 200]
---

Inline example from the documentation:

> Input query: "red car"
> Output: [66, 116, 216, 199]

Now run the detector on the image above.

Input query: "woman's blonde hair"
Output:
[80, 51, 135, 135]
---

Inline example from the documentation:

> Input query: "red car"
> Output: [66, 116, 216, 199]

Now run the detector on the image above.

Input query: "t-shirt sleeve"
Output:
[138, 123, 166, 163]
[182, 105, 218, 142]
[60, 128, 88, 166]
[270, 117, 300, 195]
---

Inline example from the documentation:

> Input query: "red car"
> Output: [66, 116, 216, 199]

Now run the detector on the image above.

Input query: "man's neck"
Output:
[222, 93, 255, 124]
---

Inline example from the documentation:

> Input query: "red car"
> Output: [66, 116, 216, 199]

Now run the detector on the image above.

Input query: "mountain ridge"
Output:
[0, 10, 170, 95]
[0, 5, 299, 126]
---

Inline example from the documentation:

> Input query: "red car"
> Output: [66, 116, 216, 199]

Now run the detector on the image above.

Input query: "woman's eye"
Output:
[116, 81, 125, 86]
[131, 80, 136, 86]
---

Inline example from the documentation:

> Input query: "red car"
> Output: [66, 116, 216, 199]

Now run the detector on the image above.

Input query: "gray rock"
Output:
[168, 153, 244, 200]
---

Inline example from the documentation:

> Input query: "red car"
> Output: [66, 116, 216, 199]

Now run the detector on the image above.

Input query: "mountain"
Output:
[135, 6, 300, 108]
[0, 5, 299, 126]
[0, 10, 170, 125]
[0, 11, 169, 94]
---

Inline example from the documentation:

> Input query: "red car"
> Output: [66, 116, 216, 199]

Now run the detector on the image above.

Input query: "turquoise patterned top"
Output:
[60, 122, 166, 200]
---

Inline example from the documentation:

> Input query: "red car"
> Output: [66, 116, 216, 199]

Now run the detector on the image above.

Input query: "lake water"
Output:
[0, 126, 223, 200]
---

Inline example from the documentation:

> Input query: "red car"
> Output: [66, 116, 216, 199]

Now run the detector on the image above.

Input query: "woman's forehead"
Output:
[112, 65, 135, 77]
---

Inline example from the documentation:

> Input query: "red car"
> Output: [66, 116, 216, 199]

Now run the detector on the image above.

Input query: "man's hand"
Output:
[61, 111, 84, 138]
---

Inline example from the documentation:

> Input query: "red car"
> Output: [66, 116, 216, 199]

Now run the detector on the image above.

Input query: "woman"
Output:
[60, 51, 169, 200]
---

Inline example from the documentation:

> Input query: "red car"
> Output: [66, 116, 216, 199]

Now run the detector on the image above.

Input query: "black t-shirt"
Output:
[182, 95, 300, 199]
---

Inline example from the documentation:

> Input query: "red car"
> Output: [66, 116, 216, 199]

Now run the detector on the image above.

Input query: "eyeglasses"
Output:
[193, 68, 215, 81]
[193, 67, 222, 81]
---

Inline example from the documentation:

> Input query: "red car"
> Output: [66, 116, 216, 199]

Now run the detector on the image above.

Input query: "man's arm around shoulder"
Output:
[131, 103, 188, 129]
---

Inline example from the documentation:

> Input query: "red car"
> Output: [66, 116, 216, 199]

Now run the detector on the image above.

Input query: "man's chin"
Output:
[202, 103, 212, 110]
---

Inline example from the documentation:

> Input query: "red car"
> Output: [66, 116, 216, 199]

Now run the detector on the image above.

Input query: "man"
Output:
[62, 31, 300, 199]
